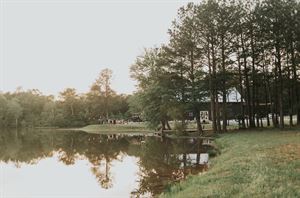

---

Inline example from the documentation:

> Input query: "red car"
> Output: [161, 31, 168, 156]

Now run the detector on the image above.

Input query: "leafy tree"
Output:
[130, 48, 173, 130]
[7, 99, 23, 128]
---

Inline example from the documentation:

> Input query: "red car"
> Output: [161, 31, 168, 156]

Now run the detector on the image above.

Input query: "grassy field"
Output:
[75, 121, 213, 134]
[161, 129, 300, 198]
[76, 123, 152, 134]
[76, 122, 231, 134]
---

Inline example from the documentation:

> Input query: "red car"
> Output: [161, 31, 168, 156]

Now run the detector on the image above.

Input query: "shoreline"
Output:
[160, 129, 300, 198]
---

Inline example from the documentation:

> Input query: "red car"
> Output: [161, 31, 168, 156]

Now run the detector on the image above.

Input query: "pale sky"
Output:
[0, 0, 200, 95]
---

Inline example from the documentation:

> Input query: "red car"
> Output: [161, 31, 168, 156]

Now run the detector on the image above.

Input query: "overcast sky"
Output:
[0, 0, 200, 95]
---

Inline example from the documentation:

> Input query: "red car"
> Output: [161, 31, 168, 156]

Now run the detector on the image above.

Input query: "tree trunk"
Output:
[221, 35, 227, 132]
[166, 121, 171, 130]
[211, 38, 221, 133]
[196, 139, 201, 164]
[215, 94, 222, 133]
[255, 83, 260, 128]
[266, 75, 274, 127]
[287, 52, 293, 127]
[291, 41, 300, 125]
[195, 110, 203, 135]
[250, 28, 256, 127]
[262, 58, 270, 127]
[190, 47, 202, 135]
[237, 46, 246, 129]
[207, 40, 217, 133]
[276, 43, 284, 129]
[161, 120, 166, 131]
[273, 54, 279, 128]
[241, 33, 254, 128]
[71, 104, 74, 116]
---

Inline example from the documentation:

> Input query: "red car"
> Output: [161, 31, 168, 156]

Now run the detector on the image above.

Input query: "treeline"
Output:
[130, 0, 300, 133]
[0, 69, 129, 128]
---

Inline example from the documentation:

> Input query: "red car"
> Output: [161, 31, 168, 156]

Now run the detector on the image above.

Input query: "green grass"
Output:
[76, 123, 152, 134]
[160, 129, 300, 198]
[184, 121, 239, 131]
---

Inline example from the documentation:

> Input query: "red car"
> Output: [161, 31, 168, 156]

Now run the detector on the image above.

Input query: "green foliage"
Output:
[0, 69, 130, 128]
[130, 0, 300, 131]
[130, 48, 176, 129]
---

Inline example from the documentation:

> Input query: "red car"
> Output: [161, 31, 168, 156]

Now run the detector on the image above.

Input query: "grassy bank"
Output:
[75, 123, 152, 134]
[161, 129, 300, 198]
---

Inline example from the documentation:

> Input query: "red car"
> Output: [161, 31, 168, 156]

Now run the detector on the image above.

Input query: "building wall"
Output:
[199, 102, 243, 120]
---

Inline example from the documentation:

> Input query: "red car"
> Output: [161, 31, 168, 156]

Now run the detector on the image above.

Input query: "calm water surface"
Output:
[0, 130, 211, 198]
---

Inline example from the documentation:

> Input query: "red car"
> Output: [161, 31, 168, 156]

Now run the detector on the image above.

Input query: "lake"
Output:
[0, 129, 212, 198]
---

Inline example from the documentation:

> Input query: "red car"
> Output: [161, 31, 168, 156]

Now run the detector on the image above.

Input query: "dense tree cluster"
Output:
[130, 0, 300, 132]
[0, 69, 129, 128]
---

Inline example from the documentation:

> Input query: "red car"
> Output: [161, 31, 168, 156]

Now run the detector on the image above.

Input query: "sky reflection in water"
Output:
[1, 153, 139, 198]
[0, 130, 209, 197]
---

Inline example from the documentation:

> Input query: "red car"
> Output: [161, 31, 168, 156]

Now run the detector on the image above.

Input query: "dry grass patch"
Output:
[270, 144, 300, 162]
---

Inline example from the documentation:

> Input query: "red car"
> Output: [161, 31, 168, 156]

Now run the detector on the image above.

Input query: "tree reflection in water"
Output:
[0, 129, 212, 197]
[132, 138, 209, 197]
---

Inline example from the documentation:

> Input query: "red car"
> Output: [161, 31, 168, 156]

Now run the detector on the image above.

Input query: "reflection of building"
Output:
[178, 153, 209, 166]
